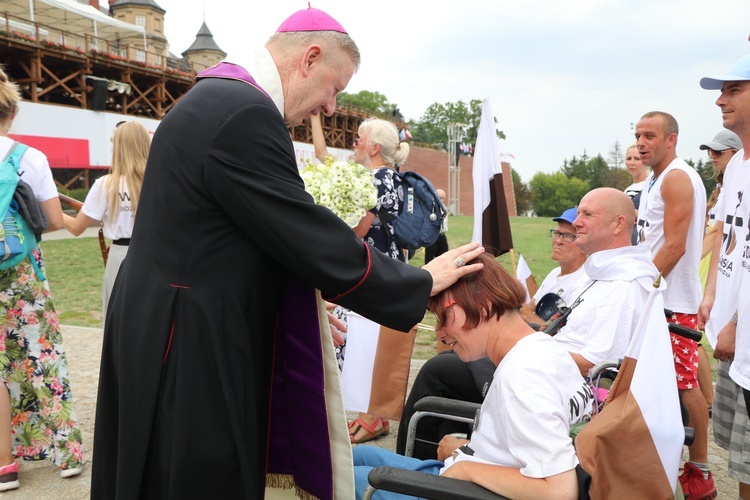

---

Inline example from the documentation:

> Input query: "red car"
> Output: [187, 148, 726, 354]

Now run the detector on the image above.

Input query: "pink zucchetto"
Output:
[275, 5, 348, 34]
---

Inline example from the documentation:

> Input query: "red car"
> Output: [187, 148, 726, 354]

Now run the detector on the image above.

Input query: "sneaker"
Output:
[61, 466, 83, 478]
[678, 462, 717, 500]
[0, 460, 19, 492]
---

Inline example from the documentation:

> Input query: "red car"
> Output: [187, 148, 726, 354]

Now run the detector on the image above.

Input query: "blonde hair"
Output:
[106, 121, 150, 218]
[0, 65, 21, 121]
[706, 169, 724, 214]
[359, 118, 410, 167]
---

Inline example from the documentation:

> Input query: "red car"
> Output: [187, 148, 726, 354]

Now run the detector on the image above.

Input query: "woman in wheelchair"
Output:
[353, 254, 595, 499]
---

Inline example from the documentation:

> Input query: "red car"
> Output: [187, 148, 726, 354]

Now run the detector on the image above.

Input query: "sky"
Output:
[141, 0, 749, 182]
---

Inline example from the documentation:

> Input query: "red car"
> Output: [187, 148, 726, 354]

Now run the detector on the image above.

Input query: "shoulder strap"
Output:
[2, 141, 21, 162]
[0, 142, 27, 213]
[2, 141, 29, 172]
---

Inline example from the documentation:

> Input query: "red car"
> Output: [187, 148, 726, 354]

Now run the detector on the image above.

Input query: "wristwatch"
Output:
[731, 312, 739, 325]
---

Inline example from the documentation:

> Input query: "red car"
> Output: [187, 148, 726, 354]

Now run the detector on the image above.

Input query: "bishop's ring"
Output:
[454, 256, 465, 268]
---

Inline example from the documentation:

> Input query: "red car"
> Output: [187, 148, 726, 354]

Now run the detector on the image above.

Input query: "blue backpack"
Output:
[0, 142, 45, 280]
[379, 171, 447, 251]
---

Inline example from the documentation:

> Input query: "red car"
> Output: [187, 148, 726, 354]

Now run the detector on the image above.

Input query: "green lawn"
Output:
[41, 238, 105, 328]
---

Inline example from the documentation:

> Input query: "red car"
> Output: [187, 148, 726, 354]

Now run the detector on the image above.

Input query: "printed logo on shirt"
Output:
[569, 382, 594, 423]
[721, 190, 745, 278]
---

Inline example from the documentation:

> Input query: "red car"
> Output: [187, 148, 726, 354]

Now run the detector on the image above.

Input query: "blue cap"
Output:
[700, 55, 750, 90]
[553, 207, 577, 224]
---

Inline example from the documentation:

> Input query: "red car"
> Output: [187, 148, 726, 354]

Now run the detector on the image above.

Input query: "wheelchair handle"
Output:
[667, 323, 703, 343]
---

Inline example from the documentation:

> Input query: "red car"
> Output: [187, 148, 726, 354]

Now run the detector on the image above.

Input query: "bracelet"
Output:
[732, 313, 739, 325]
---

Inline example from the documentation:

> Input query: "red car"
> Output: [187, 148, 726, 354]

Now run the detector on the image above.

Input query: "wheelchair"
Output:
[362, 317, 701, 500]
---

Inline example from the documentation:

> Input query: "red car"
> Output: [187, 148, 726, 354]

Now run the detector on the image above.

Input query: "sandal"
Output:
[349, 417, 390, 436]
[349, 417, 387, 444]
[348, 419, 359, 434]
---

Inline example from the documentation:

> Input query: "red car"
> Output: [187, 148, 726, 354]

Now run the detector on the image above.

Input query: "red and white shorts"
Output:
[667, 312, 699, 390]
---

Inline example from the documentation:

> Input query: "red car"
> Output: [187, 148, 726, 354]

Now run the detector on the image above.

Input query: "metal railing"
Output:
[1, 12, 194, 76]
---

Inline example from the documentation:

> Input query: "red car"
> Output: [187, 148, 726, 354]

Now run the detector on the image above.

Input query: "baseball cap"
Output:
[699, 130, 742, 151]
[276, 6, 348, 34]
[553, 207, 577, 224]
[700, 55, 750, 90]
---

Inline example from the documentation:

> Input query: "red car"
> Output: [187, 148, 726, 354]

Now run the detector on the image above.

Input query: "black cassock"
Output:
[90, 75, 431, 499]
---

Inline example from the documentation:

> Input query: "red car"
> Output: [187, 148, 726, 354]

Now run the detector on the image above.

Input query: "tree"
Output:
[561, 151, 629, 190]
[511, 168, 532, 215]
[409, 99, 505, 147]
[560, 151, 590, 180]
[529, 172, 590, 216]
[606, 140, 632, 190]
[337, 90, 397, 115]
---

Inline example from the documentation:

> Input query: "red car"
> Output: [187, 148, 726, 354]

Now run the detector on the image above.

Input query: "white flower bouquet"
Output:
[300, 157, 377, 228]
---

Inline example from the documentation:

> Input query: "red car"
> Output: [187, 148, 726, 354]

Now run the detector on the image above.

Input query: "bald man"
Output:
[553, 188, 665, 376]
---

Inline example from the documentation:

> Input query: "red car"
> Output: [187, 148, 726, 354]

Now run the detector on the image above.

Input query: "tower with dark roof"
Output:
[181, 22, 227, 72]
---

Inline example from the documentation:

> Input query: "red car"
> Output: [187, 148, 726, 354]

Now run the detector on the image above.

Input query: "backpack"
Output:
[0, 142, 45, 280]
[379, 171, 447, 251]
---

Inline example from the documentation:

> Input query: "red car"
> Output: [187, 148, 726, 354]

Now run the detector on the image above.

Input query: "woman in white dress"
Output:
[63, 121, 150, 321]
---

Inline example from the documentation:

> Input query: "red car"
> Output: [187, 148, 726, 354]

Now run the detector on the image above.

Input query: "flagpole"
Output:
[509, 248, 517, 274]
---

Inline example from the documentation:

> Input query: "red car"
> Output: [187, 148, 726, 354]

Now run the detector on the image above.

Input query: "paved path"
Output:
[4, 326, 738, 498]
[0, 324, 101, 499]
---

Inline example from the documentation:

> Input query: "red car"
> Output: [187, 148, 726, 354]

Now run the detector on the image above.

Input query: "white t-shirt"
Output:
[637, 158, 706, 314]
[81, 175, 135, 240]
[724, 150, 750, 390]
[441, 333, 594, 479]
[553, 245, 659, 367]
[532, 265, 590, 306]
[706, 153, 747, 347]
[0, 137, 58, 203]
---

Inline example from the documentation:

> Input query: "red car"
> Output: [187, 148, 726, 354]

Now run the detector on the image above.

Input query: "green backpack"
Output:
[0, 142, 45, 280]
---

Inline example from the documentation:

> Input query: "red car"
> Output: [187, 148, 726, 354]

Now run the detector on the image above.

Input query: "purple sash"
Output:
[268, 276, 333, 499]
[196, 62, 272, 100]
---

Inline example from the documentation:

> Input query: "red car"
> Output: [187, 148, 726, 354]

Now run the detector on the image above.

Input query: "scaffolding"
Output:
[446, 123, 467, 215]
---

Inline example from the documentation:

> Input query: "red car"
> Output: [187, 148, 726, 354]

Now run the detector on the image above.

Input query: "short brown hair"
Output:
[428, 252, 527, 331]
[641, 111, 679, 137]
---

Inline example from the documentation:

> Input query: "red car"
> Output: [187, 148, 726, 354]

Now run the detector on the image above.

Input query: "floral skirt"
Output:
[0, 249, 84, 471]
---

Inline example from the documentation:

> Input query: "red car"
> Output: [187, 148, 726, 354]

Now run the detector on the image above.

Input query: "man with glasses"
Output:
[526, 207, 589, 316]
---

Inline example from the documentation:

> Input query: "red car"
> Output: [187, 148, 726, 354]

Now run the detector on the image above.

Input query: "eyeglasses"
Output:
[707, 149, 735, 159]
[431, 298, 456, 330]
[550, 229, 576, 243]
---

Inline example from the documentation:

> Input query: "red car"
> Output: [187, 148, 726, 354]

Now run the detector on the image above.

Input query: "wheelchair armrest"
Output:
[414, 396, 482, 420]
[367, 466, 508, 500]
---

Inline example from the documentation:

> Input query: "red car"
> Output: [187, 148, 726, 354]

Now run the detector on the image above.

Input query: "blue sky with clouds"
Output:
[152, 0, 749, 182]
